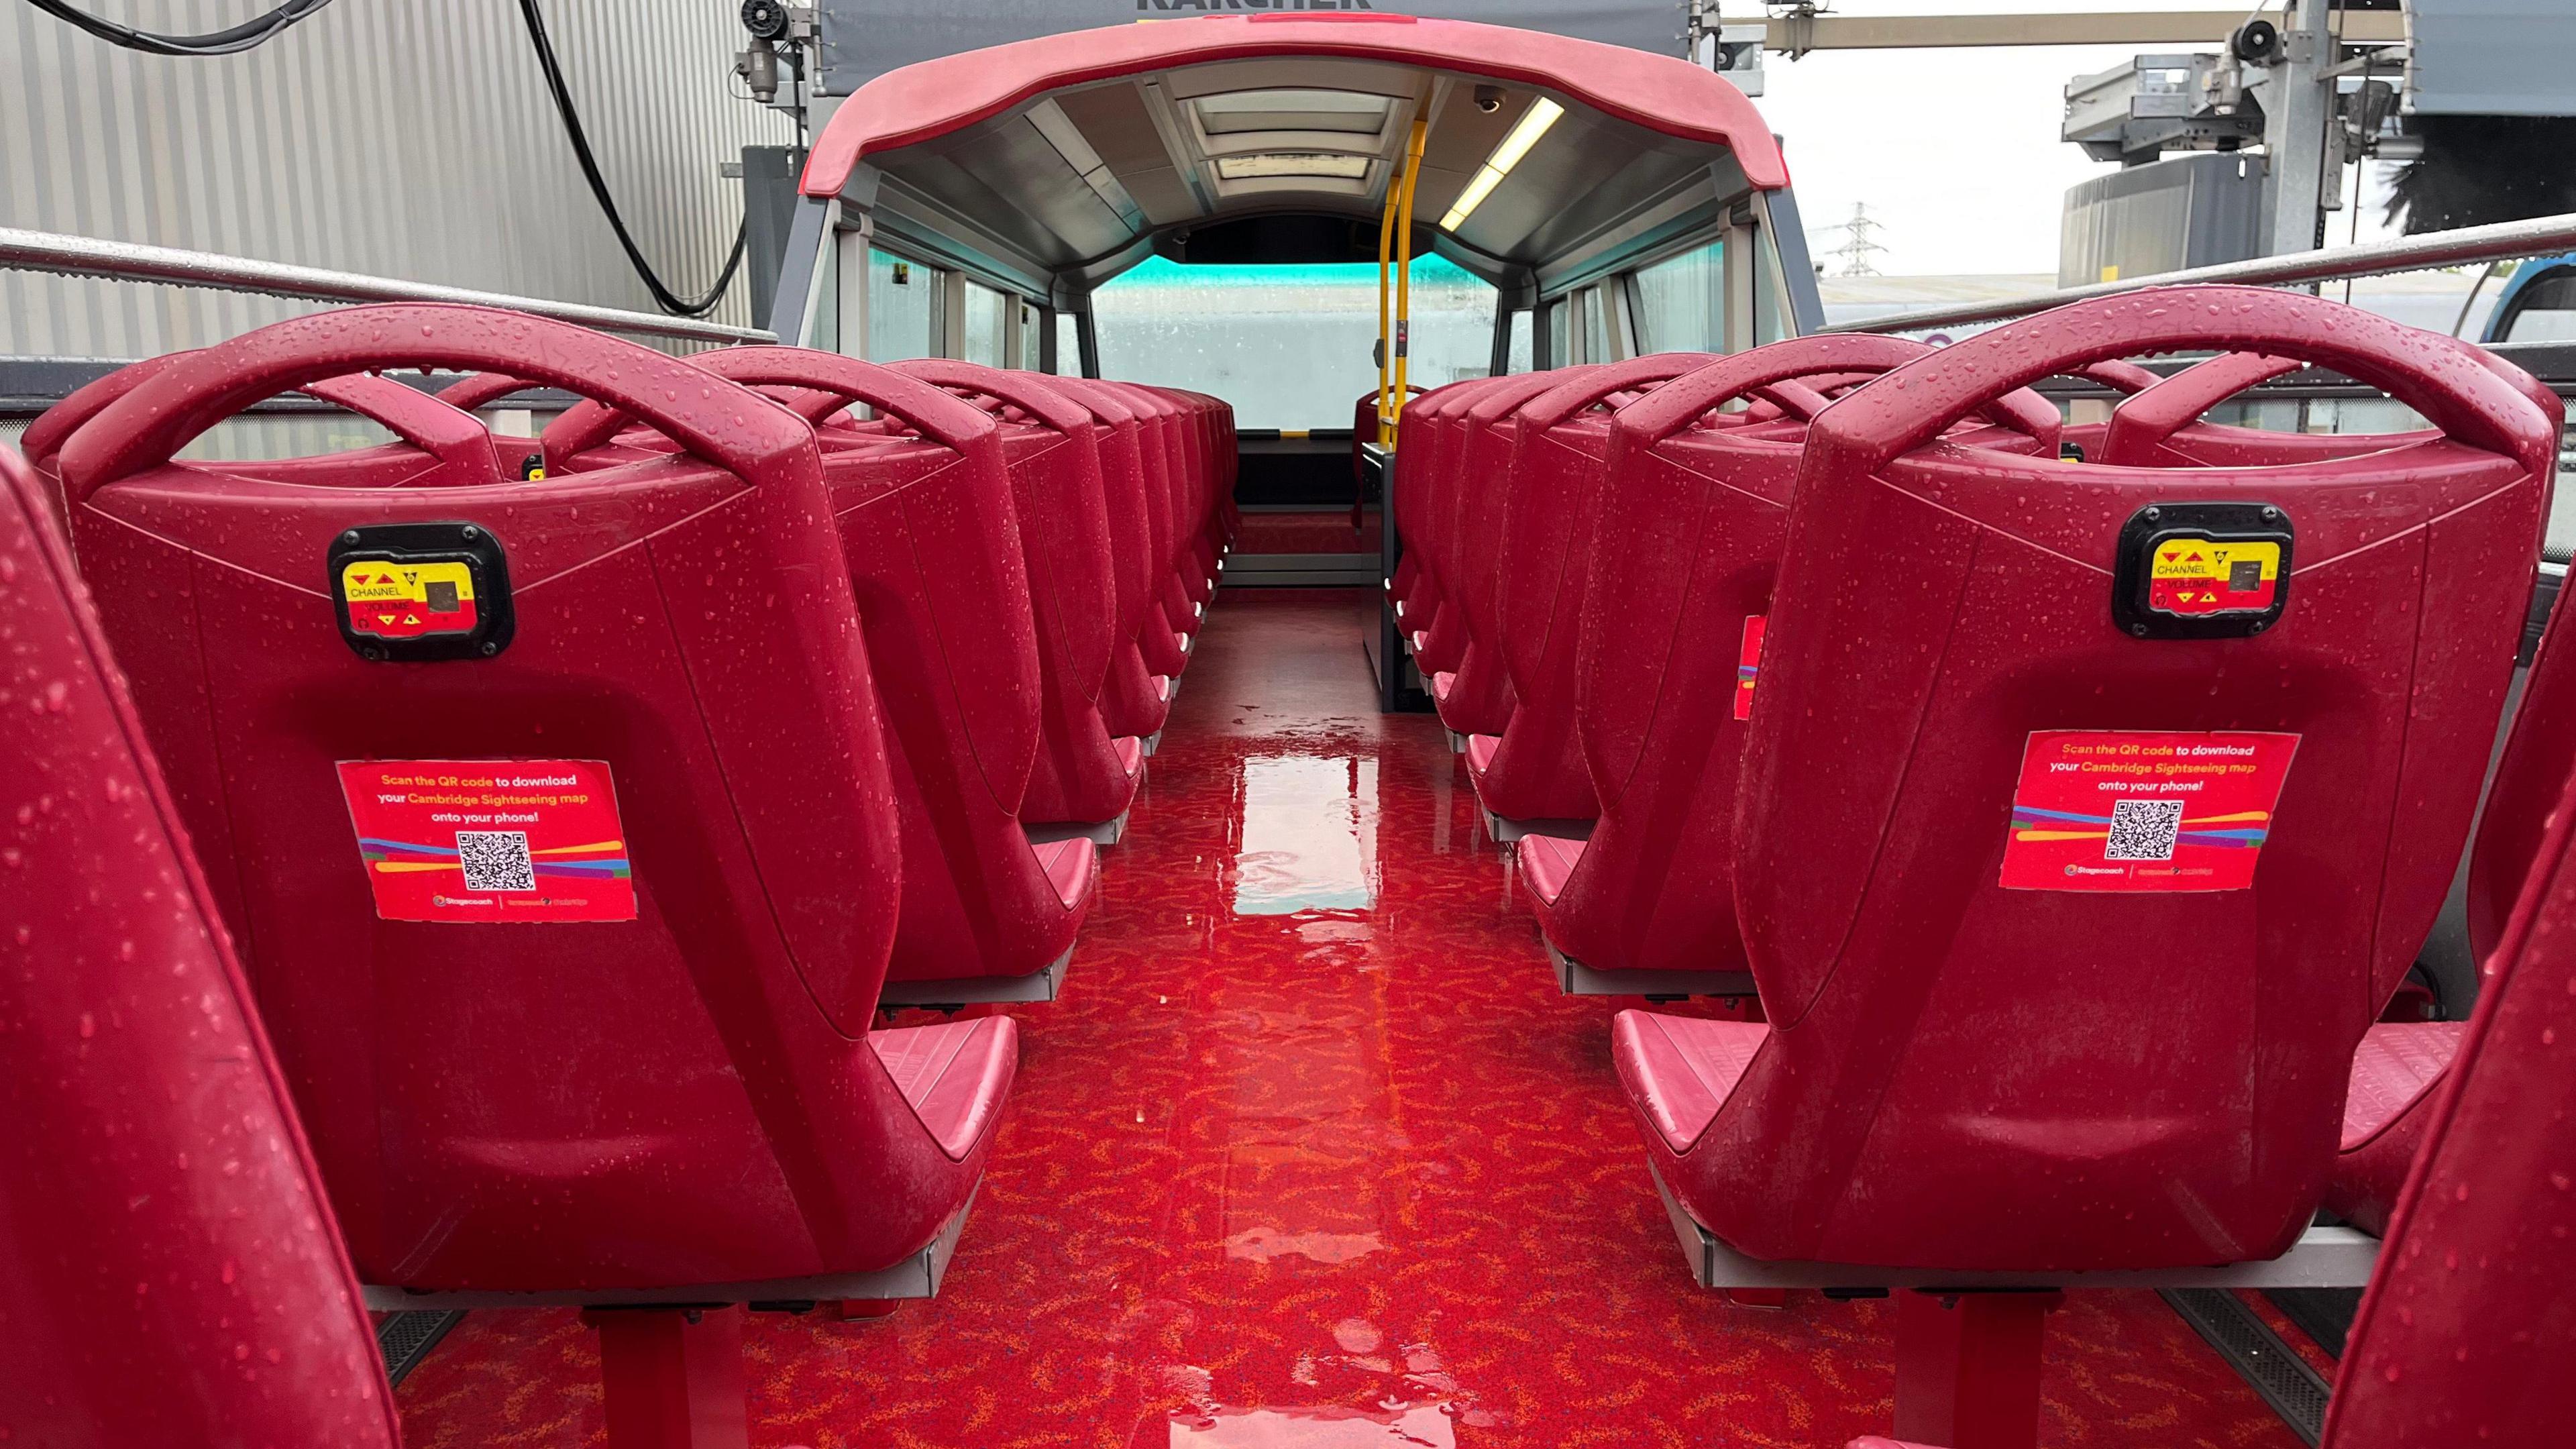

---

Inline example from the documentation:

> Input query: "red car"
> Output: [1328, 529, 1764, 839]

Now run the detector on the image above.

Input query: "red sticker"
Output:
[1999, 731, 2298, 892]
[337, 760, 636, 923]
[1734, 615, 1765, 721]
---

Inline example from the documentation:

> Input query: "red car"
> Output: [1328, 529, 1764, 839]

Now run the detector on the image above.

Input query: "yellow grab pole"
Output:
[1375, 154, 1400, 449]
[1387, 115, 1429, 453]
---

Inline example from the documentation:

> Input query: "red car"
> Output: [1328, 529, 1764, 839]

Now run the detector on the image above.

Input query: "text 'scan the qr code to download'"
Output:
[337, 760, 637, 922]
[1998, 731, 2299, 893]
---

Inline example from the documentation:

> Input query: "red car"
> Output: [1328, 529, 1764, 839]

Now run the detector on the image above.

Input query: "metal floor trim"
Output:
[376, 1308, 467, 1387]
[2162, 1287, 2331, 1446]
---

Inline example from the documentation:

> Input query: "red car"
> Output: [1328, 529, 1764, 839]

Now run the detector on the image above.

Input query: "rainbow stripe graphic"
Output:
[2006, 805, 2271, 849]
[357, 837, 633, 879]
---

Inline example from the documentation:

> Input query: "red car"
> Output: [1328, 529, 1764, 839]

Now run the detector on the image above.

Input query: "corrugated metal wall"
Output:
[3, 0, 792, 359]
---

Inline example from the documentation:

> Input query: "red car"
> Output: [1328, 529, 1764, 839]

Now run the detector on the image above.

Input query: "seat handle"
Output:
[1811, 285, 2561, 478]
[894, 358, 1095, 435]
[1615, 335, 2059, 450]
[1513, 352, 1719, 431]
[2098, 354, 2306, 465]
[543, 345, 1002, 466]
[61, 305, 817, 504]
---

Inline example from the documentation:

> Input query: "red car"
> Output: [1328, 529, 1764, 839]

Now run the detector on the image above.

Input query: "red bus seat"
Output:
[1046, 374, 1175, 741]
[58, 305, 1013, 1300]
[1353, 382, 1427, 527]
[1419, 374, 1575, 679]
[1423, 369, 1580, 737]
[1116, 382, 1218, 606]
[1857, 729, 2576, 1449]
[1621, 286, 2556, 1275]
[2090, 348, 2569, 1238]
[546, 345, 1095, 1001]
[1458, 354, 1720, 824]
[1520, 336, 2039, 985]
[1396, 376, 1526, 666]
[0, 441, 403, 1449]
[894, 360, 1143, 838]
[1104, 381, 1213, 653]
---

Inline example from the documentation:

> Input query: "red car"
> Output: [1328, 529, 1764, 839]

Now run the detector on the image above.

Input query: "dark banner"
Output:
[816, 0, 1688, 94]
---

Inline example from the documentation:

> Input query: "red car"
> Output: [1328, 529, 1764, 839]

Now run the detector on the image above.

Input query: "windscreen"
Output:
[1091, 255, 1497, 430]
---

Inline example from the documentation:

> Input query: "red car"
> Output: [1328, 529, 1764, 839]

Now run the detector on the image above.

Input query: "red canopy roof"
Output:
[801, 13, 1789, 199]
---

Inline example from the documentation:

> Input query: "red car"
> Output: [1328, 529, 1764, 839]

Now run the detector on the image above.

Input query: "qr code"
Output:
[2104, 798, 2185, 862]
[455, 830, 536, 892]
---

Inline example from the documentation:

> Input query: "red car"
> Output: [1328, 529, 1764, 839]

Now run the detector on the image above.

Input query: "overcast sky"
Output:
[1748, 0, 2406, 276]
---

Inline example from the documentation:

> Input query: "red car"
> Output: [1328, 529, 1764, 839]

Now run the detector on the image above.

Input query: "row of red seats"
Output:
[0, 303, 1232, 1445]
[1387, 286, 2571, 1445]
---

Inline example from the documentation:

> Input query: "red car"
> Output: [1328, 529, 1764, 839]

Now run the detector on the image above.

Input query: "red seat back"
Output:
[547, 347, 1084, 985]
[1457, 358, 1719, 814]
[1722, 287, 2559, 1269]
[2323, 761, 2576, 1446]
[0, 443, 400, 1448]
[1531, 337, 2001, 969]
[57, 305, 940, 1292]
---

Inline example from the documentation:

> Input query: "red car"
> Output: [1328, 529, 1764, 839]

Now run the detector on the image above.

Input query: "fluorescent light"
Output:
[1438, 97, 1564, 231]
[1487, 97, 1564, 174]
[1439, 168, 1503, 230]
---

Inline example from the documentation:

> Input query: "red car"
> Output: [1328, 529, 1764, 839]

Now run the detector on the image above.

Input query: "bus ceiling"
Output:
[769, 13, 1819, 339]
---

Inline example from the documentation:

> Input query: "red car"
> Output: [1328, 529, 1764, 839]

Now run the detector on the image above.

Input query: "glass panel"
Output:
[1090, 254, 1495, 430]
[1545, 297, 1570, 366]
[1581, 288, 1611, 364]
[1506, 309, 1532, 374]
[1057, 312, 1083, 374]
[1632, 241, 1725, 354]
[1753, 229, 1786, 345]
[2503, 273, 2576, 343]
[867, 250, 940, 362]
[963, 281, 1007, 366]
[810, 227, 841, 354]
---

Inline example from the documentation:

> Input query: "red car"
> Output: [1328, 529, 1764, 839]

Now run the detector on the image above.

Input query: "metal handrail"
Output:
[1826, 211, 2576, 337]
[0, 227, 774, 346]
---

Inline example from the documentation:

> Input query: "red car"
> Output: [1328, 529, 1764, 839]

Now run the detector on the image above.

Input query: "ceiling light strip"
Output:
[1439, 97, 1564, 231]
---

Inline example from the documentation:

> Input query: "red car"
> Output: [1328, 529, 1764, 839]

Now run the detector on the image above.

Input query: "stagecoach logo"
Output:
[1138, 0, 1377, 9]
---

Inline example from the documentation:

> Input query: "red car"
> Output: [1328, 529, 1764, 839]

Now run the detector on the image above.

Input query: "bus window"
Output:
[1545, 296, 1570, 365]
[1505, 309, 1533, 374]
[962, 281, 1008, 366]
[1055, 312, 1081, 374]
[868, 250, 942, 362]
[1089, 254, 1496, 431]
[1632, 241, 1725, 354]
[1580, 286, 1613, 364]
[2502, 272, 2576, 343]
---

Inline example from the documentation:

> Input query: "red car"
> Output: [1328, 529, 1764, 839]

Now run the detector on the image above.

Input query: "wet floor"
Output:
[396, 588, 2302, 1449]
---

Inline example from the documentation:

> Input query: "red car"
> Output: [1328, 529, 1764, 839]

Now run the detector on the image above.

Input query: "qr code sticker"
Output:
[2104, 798, 2185, 862]
[455, 830, 536, 892]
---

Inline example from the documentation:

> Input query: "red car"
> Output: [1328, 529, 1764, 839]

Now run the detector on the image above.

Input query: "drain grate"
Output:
[376, 1309, 467, 1387]
[2161, 1289, 2330, 1446]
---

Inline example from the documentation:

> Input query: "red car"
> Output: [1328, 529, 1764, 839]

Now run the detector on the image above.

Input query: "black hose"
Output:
[23, 0, 333, 56]
[513, 0, 746, 317]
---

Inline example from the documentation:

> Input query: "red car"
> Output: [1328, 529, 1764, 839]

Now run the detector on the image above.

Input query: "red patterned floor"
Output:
[396, 588, 2305, 1449]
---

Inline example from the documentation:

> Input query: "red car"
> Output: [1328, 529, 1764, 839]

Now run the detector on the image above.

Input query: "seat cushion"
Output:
[869, 1015, 1019, 1161]
[1462, 731, 1501, 780]
[2324, 1021, 2466, 1235]
[1034, 837, 1096, 910]
[1114, 735, 1144, 780]
[1519, 833, 1585, 906]
[1612, 1010, 1769, 1155]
